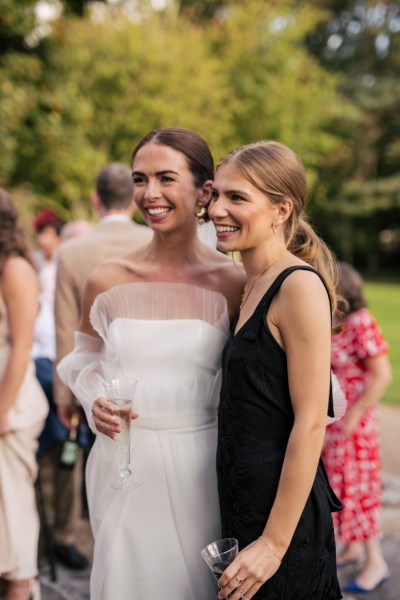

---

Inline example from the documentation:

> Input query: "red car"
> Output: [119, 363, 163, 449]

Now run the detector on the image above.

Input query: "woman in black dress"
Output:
[208, 141, 343, 600]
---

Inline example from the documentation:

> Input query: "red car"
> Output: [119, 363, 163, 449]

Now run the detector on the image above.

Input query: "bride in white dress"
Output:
[58, 127, 245, 600]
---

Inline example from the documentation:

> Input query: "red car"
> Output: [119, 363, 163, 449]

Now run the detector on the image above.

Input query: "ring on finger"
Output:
[236, 573, 244, 584]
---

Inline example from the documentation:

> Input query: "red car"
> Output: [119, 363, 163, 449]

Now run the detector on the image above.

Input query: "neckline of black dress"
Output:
[232, 265, 325, 338]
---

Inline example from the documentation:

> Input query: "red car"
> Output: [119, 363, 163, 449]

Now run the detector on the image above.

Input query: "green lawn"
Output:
[364, 282, 400, 405]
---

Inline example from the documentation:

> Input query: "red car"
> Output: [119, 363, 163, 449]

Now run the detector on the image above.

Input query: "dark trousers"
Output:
[35, 357, 84, 545]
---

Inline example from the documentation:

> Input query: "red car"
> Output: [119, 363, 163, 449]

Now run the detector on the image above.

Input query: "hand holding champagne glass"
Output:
[201, 538, 239, 585]
[103, 376, 140, 491]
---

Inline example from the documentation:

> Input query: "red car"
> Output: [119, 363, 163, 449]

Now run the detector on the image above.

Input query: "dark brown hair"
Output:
[216, 141, 339, 313]
[0, 188, 33, 274]
[336, 261, 367, 315]
[132, 127, 214, 189]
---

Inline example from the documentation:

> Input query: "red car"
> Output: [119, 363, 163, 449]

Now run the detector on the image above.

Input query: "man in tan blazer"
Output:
[53, 163, 152, 568]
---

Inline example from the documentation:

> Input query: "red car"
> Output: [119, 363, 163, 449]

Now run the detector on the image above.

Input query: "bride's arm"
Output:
[57, 268, 114, 434]
[78, 268, 107, 336]
[78, 267, 138, 440]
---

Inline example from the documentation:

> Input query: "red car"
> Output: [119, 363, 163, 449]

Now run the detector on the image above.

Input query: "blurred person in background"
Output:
[0, 189, 48, 600]
[32, 211, 93, 570]
[31, 210, 63, 457]
[323, 261, 392, 594]
[52, 163, 152, 570]
[60, 220, 93, 242]
[32, 212, 93, 454]
[31, 209, 63, 274]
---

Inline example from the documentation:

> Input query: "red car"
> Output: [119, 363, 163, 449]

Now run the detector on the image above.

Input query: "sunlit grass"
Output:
[364, 282, 400, 405]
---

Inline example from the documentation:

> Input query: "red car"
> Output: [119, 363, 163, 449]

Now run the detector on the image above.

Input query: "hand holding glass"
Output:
[103, 377, 140, 491]
[201, 537, 239, 584]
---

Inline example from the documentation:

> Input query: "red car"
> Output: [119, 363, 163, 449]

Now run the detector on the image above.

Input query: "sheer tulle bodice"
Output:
[58, 283, 230, 600]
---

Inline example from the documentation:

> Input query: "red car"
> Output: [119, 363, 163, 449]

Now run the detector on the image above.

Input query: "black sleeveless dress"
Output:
[217, 267, 342, 600]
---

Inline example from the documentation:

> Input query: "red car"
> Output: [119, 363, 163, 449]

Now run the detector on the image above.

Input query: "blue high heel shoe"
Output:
[344, 572, 390, 594]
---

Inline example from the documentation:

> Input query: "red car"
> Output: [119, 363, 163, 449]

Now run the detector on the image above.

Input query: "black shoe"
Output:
[55, 544, 89, 570]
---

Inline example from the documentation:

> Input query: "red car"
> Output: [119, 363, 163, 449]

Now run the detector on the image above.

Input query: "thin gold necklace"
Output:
[240, 248, 286, 310]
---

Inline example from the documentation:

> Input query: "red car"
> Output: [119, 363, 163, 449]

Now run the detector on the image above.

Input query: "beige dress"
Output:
[0, 295, 48, 580]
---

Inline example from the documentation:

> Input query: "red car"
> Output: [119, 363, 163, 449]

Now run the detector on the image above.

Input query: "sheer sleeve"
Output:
[57, 282, 230, 433]
[57, 331, 106, 430]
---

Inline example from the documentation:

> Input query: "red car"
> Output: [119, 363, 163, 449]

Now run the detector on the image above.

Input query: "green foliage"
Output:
[0, 53, 43, 181]
[50, 14, 232, 156]
[0, 0, 37, 55]
[208, 0, 346, 186]
[365, 282, 400, 405]
[0, 0, 346, 224]
[307, 0, 400, 273]
[178, 0, 233, 21]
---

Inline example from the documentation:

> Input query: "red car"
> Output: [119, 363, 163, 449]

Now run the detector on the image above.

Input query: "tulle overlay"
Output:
[58, 283, 229, 599]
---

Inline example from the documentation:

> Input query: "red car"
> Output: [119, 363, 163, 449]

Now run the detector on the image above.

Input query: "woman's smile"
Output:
[145, 205, 173, 221]
[214, 224, 240, 239]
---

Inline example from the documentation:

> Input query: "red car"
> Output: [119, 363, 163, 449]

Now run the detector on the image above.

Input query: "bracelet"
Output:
[258, 536, 282, 563]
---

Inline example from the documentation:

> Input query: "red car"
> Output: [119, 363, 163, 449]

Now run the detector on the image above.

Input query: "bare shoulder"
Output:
[280, 268, 328, 305]
[86, 250, 146, 296]
[1, 256, 37, 286]
[86, 259, 126, 298]
[277, 267, 331, 329]
[0, 257, 38, 310]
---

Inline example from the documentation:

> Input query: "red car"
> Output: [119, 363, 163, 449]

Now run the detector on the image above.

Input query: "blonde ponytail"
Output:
[287, 216, 339, 315]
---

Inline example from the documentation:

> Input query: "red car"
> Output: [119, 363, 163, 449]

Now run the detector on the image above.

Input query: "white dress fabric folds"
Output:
[58, 282, 230, 600]
[0, 295, 48, 580]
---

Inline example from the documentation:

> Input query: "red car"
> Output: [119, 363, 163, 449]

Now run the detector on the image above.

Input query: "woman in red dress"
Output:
[322, 262, 392, 593]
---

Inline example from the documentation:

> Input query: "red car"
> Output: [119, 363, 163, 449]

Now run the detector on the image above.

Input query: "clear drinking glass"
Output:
[201, 537, 239, 583]
[103, 377, 141, 491]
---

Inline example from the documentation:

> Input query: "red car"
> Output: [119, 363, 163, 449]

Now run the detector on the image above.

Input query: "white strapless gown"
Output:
[58, 283, 230, 600]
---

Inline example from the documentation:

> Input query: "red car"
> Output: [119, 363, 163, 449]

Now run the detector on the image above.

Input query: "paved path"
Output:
[36, 403, 400, 599]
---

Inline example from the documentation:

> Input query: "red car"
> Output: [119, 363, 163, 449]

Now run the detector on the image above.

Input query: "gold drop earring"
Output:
[196, 204, 207, 226]
[272, 218, 279, 234]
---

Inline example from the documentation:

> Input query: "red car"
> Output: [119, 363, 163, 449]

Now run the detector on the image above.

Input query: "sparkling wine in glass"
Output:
[201, 537, 239, 585]
[103, 377, 140, 491]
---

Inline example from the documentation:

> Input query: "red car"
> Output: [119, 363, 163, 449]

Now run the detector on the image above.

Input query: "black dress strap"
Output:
[243, 265, 335, 418]
[262, 265, 331, 311]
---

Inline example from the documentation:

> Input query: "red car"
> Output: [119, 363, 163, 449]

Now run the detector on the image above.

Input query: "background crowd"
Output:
[0, 163, 152, 599]
[0, 125, 393, 599]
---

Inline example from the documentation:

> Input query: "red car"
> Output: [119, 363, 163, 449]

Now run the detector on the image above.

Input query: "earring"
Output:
[196, 204, 207, 225]
[272, 218, 279, 234]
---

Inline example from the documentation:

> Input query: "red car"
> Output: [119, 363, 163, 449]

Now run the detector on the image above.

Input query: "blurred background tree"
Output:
[307, 0, 400, 275]
[0, 0, 399, 276]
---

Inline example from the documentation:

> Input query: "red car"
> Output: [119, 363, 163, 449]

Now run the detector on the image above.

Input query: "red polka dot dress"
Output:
[322, 308, 389, 543]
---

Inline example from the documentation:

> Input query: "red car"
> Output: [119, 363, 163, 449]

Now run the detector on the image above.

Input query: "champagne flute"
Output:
[103, 376, 141, 491]
[201, 537, 239, 584]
